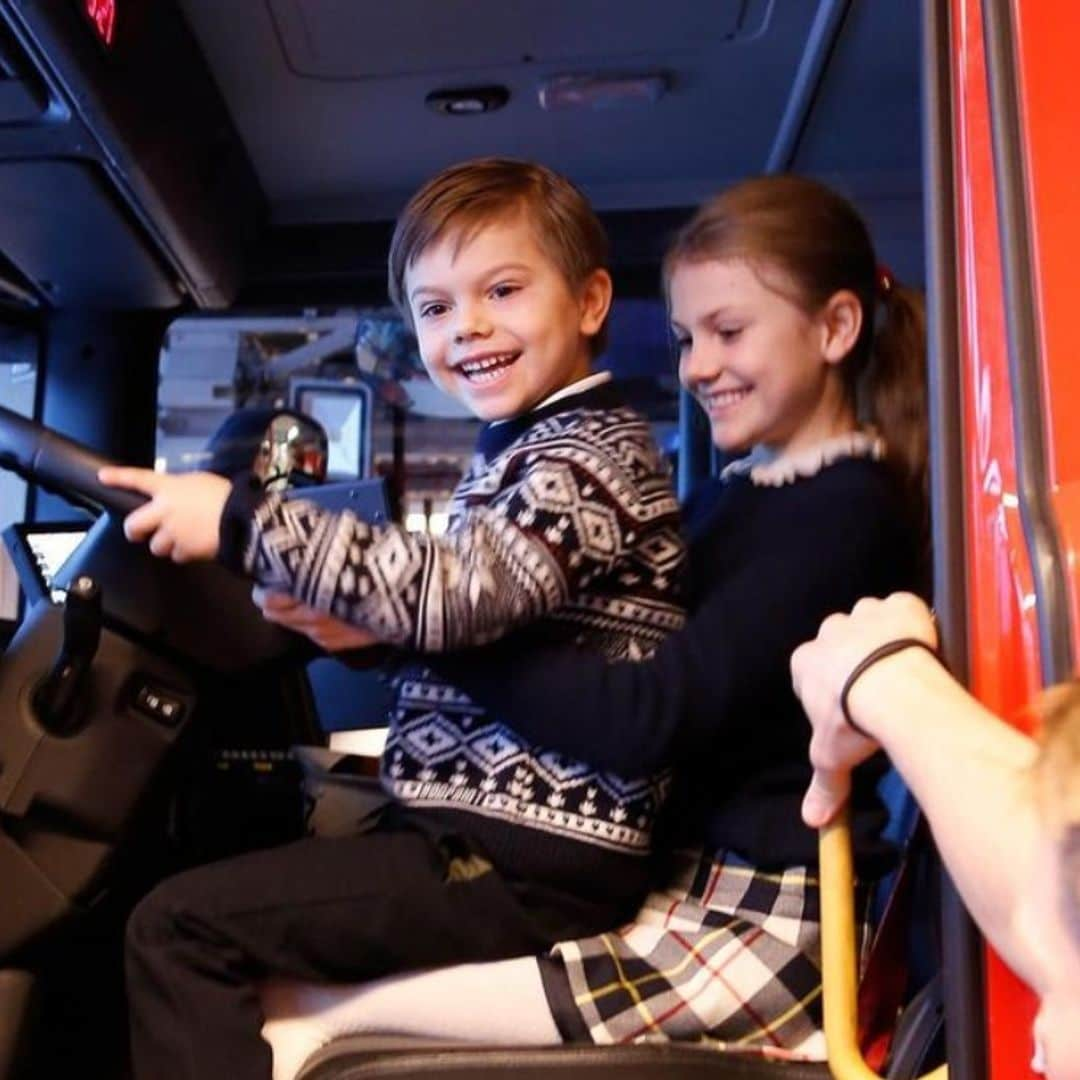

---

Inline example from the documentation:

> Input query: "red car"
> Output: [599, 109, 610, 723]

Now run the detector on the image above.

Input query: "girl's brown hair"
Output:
[664, 175, 928, 519]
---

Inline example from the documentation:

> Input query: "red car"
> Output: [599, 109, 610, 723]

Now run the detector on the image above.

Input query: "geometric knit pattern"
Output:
[244, 404, 684, 653]
[242, 396, 686, 858]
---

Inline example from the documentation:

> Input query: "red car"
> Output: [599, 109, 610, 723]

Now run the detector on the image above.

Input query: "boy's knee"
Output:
[126, 879, 181, 960]
[125, 869, 210, 963]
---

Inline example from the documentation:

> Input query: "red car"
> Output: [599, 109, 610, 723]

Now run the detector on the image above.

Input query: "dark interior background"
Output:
[0, 0, 924, 626]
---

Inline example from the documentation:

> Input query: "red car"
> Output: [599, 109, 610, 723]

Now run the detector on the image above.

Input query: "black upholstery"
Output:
[298, 1039, 831, 1080]
[0, 971, 35, 1080]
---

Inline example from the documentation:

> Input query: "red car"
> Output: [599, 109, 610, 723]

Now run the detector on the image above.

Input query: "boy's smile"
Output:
[405, 215, 610, 421]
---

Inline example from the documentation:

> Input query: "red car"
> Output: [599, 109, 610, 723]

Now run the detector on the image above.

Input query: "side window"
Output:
[155, 310, 483, 532]
[0, 332, 40, 626]
[155, 302, 678, 540]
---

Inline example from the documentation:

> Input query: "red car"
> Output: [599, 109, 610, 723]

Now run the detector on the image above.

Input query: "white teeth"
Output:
[705, 388, 750, 408]
[467, 367, 503, 384]
[458, 352, 518, 380]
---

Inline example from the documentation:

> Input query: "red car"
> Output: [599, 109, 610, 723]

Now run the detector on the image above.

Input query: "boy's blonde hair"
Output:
[388, 157, 610, 356]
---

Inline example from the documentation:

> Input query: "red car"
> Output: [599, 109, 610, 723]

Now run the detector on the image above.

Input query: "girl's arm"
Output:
[434, 485, 913, 773]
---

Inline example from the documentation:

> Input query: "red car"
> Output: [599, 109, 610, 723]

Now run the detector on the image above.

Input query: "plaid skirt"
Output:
[539, 848, 867, 1058]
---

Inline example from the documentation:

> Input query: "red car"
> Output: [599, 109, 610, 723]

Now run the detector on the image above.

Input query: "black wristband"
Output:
[839, 638, 941, 738]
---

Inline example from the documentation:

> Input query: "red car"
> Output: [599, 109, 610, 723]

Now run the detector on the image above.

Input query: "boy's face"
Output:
[404, 214, 610, 421]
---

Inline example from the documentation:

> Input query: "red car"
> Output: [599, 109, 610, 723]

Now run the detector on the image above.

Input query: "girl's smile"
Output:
[670, 257, 859, 457]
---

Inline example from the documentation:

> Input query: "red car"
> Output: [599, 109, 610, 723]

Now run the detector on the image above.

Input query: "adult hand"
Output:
[253, 586, 382, 652]
[791, 592, 937, 827]
[98, 466, 231, 562]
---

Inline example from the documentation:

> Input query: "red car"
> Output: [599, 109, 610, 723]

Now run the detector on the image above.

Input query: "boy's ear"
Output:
[819, 288, 863, 365]
[578, 268, 613, 338]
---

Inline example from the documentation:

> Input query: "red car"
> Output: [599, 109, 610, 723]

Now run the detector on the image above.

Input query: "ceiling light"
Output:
[538, 73, 668, 111]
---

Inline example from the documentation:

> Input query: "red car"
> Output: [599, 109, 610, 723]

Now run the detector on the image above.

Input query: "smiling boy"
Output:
[102, 158, 685, 1080]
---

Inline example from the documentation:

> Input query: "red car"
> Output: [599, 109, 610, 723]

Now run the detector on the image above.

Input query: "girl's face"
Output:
[670, 257, 858, 456]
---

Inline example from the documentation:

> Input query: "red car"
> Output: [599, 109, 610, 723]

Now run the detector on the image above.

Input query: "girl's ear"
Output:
[579, 268, 614, 337]
[819, 289, 863, 365]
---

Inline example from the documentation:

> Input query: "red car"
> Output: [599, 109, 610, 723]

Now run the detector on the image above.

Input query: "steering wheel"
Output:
[0, 403, 147, 516]
[0, 401, 311, 676]
[0, 404, 326, 994]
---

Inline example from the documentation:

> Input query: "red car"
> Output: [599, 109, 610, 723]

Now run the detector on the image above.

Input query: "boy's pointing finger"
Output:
[98, 465, 165, 495]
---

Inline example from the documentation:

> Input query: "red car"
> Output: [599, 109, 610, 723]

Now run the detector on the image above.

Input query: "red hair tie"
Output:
[876, 264, 895, 299]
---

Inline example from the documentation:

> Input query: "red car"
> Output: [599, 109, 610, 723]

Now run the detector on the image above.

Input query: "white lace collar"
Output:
[719, 428, 887, 488]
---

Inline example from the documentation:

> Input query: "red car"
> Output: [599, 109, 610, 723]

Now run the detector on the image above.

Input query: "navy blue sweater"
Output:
[434, 456, 923, 873]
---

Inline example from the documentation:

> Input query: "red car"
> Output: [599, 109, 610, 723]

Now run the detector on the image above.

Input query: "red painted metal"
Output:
[951, 0, 1042, 1076]
[1011, 0, 1080, 643]
[84, 0, 116, 47]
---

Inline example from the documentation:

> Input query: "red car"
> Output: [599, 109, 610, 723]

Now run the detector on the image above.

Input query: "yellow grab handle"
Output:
[819, 809, 947, 1080]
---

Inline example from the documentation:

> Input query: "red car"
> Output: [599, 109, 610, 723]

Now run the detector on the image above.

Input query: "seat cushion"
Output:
[297, 1040, 832, 1080]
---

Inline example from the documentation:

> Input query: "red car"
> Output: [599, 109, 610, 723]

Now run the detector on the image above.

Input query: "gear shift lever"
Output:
[32, 576, 102, 735]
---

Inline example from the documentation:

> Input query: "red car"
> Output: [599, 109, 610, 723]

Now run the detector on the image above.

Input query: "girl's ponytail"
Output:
[864, 280, 928, 528]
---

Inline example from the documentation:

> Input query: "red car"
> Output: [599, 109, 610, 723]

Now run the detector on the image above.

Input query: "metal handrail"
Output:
[819, 811, 947, 1080]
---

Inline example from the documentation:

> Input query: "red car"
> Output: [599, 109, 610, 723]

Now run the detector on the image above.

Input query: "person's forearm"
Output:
[434, 628, 702, 775]
[851, 651, 1042, 984]
[234, 492, 572, 651]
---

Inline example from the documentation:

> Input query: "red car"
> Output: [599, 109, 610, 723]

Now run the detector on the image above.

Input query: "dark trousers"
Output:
[125, 812, 621, 1080]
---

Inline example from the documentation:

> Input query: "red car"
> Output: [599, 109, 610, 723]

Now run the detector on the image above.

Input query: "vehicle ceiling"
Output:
[180, 0, 919, 225]
[0, 1, 922, 311]
[190, 0, 923, 299]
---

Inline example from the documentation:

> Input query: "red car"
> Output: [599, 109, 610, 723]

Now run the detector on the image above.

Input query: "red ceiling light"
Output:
[84, 0, 117, 48]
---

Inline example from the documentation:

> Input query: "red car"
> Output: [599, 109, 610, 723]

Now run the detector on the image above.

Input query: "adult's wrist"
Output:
[843, 642, 947, 742]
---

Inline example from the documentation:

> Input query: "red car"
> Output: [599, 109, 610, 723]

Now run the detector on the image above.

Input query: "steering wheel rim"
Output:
[0, 404, 148, 516]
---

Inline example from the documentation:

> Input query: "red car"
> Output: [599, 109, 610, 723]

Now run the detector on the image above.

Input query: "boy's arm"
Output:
[222, 443, 675, 653]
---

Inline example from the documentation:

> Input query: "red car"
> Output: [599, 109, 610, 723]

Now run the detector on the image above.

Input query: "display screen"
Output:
[291, 381, 373, 479]
[2, 523, 90, 609]
[27, 528, 88, 601]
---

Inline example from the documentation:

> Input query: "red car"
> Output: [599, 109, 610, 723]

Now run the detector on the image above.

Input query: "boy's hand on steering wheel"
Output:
[252, 586, 382, 652]
[791, 592, 938, 828]
[98, 466, 230, 563]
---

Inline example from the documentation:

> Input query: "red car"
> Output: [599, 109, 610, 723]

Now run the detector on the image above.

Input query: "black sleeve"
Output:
[218, 473, 265, 573]
[431, 473, 917, 775]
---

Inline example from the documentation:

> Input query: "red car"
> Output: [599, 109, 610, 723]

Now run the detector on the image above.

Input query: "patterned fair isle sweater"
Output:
[219, 381, 686, 900]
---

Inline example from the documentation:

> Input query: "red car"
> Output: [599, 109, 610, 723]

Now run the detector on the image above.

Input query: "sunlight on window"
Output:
[0, 353, 39, 622]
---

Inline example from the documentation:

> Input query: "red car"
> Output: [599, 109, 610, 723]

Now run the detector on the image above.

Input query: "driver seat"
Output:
[263, 806, 939, 1080]
[297, 1041, 830, 1080]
